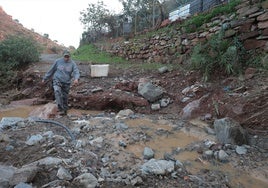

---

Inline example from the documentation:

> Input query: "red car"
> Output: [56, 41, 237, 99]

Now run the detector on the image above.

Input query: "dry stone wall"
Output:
[107, 0, 268, 63]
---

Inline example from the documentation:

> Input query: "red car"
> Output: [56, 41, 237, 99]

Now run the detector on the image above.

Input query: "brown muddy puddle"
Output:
[0, 105, 267, 188]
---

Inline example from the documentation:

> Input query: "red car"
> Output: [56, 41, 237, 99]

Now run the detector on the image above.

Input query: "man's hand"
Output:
[73, 79, 79, 86]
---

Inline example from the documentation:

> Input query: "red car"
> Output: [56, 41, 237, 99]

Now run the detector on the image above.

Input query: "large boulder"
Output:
[213, 117, 248, 145]
[138, 82, 164, 102]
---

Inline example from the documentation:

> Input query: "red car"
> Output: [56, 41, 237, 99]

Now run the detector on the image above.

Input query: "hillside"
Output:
[0, 6, 64, 53]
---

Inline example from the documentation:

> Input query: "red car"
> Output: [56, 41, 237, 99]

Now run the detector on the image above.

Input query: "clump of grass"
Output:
[73, 44, 126, 64]
[74, 44, 178, 72]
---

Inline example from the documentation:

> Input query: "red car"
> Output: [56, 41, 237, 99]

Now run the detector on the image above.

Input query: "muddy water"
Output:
[125, 118, 268, 188]
[0, 106, 36, 119]
[0, 106, 267, 187]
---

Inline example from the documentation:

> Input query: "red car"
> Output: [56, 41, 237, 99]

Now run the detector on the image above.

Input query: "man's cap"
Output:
[63, 50, 71, 57]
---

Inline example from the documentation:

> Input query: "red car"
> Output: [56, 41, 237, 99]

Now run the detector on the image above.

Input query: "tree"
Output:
[80, 0, 120, 43]
[80, 1, 108, 33]
[119, 0, 168, 33]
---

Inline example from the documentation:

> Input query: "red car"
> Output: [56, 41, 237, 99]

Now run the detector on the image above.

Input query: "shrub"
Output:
[0, 35, 41, 70]
[190, 32, 248, 81]
[0, 36, 41, 90]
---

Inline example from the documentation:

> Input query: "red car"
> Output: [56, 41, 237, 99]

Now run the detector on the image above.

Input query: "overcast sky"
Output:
[1, 0, 123, 48]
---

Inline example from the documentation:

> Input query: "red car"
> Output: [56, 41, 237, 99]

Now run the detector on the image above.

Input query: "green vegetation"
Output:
[183, 0, 241, 33]
[0, 36, 41, 69]
[73, 44, 126, 64]
[190, 31, 266, 81]
[0, 36, 41, 90]
[73, 44, 178, 71]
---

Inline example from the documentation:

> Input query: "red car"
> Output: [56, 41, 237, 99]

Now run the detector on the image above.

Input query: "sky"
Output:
[1, 0, 123, 48]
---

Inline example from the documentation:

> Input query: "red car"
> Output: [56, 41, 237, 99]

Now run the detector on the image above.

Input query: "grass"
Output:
[73, 44, 181, 72]
[72, 44, 126, 64]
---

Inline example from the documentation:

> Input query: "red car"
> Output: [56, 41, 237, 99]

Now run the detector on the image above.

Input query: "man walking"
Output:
[42, 50, 80, 115]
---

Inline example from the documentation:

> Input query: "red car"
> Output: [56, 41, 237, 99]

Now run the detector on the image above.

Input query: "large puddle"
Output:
[0, 104, 267, 187]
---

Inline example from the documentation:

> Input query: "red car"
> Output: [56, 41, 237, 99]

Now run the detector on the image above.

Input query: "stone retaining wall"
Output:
[104, 0, 268, 63]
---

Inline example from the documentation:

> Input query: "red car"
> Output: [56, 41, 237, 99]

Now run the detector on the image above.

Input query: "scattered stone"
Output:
[131, 176, 143, 186]
[73, 173, 98, 188]
[0, 165, 16, 186]
[25, 134, 44, 146]
[115, 109, 134, 119]
[91, 87, 103, 93]
[235, 145, 247, 155]
[115, 122, 129, 130]
[158, 66, 169, 74]
[0, 117, 24, 129]
[89, 137, 104, 145]
[5, 145, 14, 151]
[138, 82, 164, 102]
[151, 103, 161, 110]
[213, 117, 248, 145]
[143, 147, 155, 160]
[14, 182, 33, 188]
[160, 98, 170, 107]
[57, 166, 73, 180]
[204, 150, 214, 158]
[141, 159, 175, 175]
[119, 140, 127, 148]
[217, 150, 229, 162]
[10, 165, 39, 186]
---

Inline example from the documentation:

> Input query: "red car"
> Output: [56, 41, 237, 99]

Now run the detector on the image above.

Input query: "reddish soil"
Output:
[7, 55, 268, 136]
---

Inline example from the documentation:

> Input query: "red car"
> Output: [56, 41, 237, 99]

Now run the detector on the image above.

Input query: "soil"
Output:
[10, 54, 268, 134]
[0, 54, 267, 187]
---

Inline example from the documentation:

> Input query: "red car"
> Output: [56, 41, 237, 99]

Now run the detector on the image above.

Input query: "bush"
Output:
[190, 33, 248, 81]
[0, 35, 41, 70]
[0, 36, 41, 90]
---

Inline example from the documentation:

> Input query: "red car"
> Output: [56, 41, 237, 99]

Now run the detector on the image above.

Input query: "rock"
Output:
[73, 173, 98, 188]
[29, 102, 57, 119]
[138, 82, 164, 102]
[0, 165, 16, 187]
[181, 99, 201, 119]
[10, 165, 39, 186]
[25, 134, 44, 146]
[131, 176, 143, 186]
[158, 66, 169, 74]
[204, 127, 216, 135]
[119, 140, 127, 147]
[181, 94, 210, 119]
[235, 145, 247, 155]
[151, 103, 161, 110]
[0, 117, 24, 130]
[115, 109, 134, 119]
[141, 159, 175, 175]
[57, 166, 73, 180]
[143, 147, 154, 160]
[163, 152, 175, 161]
[31, 157, 68, 168]
[218, 150, 229, 162]
[89, 137, 104, 146]
[115, 122, 129, 130]
[14, 182, 33, 188]
[160, 98, 170, 107]
[213, 117, 248, 145]
[204, 150, 214, 158]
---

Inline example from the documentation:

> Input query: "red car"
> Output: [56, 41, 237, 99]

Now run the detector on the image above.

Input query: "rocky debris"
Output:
[0, 110, 267, 187]
[0, 117, 24, 130]
[214, 117, 248, 145]
[138, 82, 164, 102]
